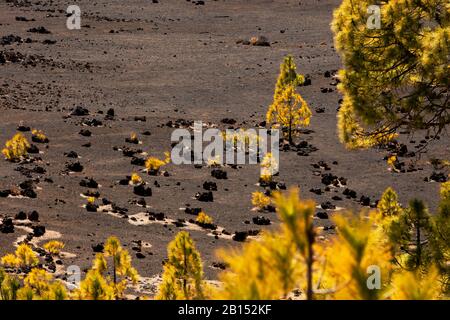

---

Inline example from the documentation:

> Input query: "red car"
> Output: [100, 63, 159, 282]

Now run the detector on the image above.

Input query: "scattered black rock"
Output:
[221, 118, 236, 125]
[27, 144, 39, 154]
[134, 184, 152, 197]
[92, 243, 104, 253]
[250, 35, 270, 46]
[15, 211, 27, 220]
[17, 125, 30, 132]
[148, 211, 165, 221]
[185, 207, 202, 216]
[195, 191, 213, 202]
[136, 252, 146, 259]
[70, 106, 89, 116]
[67, 162, 83, 172]
[211, 262, 227, 270]
[0, 190, 11, 197]
[43, 39, 56, 45]
[82, 118, 103, 127]
[252, 216, 271, 225]
[0, 218, 14, 233]
[1, 34, 24, 45]
[28, 210, 39, 221]
[428, 172, 447, 182]
[203, 181, 217, 191]
[32, 225, 45, 237]
[309, 188, 322, 195]
[86, 202, 99, 212]
[79, 129, 92, 137]
[232, 231, 248, 242]
[321, 173, 338, 186]
[28, 26, 51, 34]
[131, 157, 146, 166]
[80, 178, 98, 188]
[360, 195, 371, 206]
[321, 201, 336, 210]
[211, 168, 227, 179]
[343, 188, 357, 198]
[315, 211, 329, 219]
[65, 151, 78, 158]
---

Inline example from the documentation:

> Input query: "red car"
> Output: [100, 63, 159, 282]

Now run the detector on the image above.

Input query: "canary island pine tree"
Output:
[156, 231, 205, 300]
[332, 0, 450, 148]
[267, 85, 312, 144]
[76, 236, 138, 299]
[273, 55, 305, 100]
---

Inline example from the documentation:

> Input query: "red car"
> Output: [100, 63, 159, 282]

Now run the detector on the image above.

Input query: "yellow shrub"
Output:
[1, 243, 39, 269]
[131, 173, 142, 185]
[2, 133, 30, 161]
[251, 191, 271, 209]
[31, 129, 48, 143]
[196, 212, 213, 225]
[145, 152, 171, 173]
[43, 241, 65, 255]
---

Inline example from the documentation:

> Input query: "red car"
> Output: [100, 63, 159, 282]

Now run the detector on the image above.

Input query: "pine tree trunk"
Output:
[306, 240, 314, 300]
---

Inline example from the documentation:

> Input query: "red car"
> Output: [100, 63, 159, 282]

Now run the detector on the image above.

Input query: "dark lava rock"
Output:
[134, 116, 146, 122]
[27, 26, 51, 34]
[79, 129, 92, 137]
[429, 172, 447, 182]
[28, 210, 39, 221]
[17, 125, 30, 132]
[360, 196, 371, 206]
[21, 188, 37, 198]
[92, 243, 104, 253]
[0, 190, 11, 197]
[32, 225, 45, 237]
[82, 118, 103, 127]
[70, 106, 89, 116]
[65, 151, 78, 158]
[252, 216, 271, 225]
[185, 207, 202, 216]
[42, 39, 56, 45]
[250, 35, 270, 46]
[131, 157, 146, 166]
[321, 201, 336, 210]
[221, 118, 236, 125]
[119, 178, 130, 185]
[0, 218, 14, 233]
[211, 169, 227, 179]
[321, 173, 338, 186]
[86, 203, 99, 212]
[343, 188, 357, 198]
[203, 181, 217, 191]
[15, 211, 27, 220]
[315, 211, 329, 219]
[309, 188, 322, 195]
[195, 191, 213, 202]
[332, 196, 342, 201]
[233, 231, 248, 242]
[80, 178, 98, 188]
[106, 108, 115, 119]
[67, 162, 83, 172]
[27, 144, 39, 153]
[212, 262, 228, 270]
[134, 184, 152, 197]
[1, 34, 23, 45]
[148, 211, 165, 221]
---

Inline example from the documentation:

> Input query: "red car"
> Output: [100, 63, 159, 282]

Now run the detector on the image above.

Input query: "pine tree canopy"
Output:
[332, 0, 450, 148]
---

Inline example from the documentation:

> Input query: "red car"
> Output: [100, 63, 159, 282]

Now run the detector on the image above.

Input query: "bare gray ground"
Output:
[0, 0, 448, 282]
